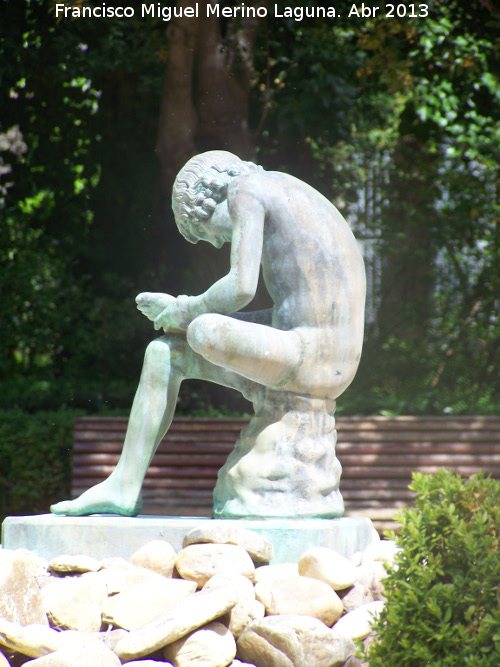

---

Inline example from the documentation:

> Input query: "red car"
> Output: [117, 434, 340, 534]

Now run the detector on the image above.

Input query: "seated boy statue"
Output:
[51, 150, 365, 518]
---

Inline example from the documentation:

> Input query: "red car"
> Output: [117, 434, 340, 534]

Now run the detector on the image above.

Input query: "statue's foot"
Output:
[50, 480, 142, 517]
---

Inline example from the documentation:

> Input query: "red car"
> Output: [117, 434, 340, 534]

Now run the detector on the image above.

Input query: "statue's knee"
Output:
[187, 314, 221, 356]
[143, 338, 171, 369]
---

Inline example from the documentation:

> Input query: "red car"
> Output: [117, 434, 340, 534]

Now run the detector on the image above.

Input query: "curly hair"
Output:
[172, 150, 263, 243]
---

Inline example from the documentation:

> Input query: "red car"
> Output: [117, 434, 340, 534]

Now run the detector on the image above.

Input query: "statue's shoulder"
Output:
[226, 170, 266, 200]
[228, 169, 289, 199]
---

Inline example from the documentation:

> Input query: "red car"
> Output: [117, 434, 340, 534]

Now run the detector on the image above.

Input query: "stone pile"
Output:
[0, 523, 399, 667]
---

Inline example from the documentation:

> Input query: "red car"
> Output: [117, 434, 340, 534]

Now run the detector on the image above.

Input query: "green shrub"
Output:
[364, 470, 500, 667]
[0, 409, 82, 522]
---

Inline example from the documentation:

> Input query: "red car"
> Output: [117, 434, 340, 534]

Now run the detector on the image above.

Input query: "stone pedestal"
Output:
[2, 515, 376, 564]
[213, 392, 344, 519]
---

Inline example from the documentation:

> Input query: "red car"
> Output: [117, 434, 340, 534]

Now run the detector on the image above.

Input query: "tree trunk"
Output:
[156, 0, 259, 187]
[156, 0, 263, 290]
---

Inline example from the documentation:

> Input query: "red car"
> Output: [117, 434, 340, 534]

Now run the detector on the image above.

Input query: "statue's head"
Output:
[172, 150, 262, 243]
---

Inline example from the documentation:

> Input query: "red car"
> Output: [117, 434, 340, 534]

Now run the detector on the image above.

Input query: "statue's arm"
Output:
[203, 192, 264, 310]
[154, 192, 265, 332]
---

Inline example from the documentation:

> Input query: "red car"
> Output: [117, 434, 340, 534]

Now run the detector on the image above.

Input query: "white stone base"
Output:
[2, 515, 377, 564]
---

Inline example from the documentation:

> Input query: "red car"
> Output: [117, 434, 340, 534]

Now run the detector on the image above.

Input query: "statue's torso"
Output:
[231, 171, 366, 337]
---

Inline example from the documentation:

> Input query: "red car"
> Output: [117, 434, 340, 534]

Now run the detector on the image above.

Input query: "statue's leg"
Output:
[51, 334, 257, 517]
[187, 315, 345, 519]
[187, 314, 303, 390]
[188, 314, 359, 398]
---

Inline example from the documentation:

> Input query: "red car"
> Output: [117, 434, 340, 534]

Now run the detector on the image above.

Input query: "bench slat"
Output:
[73, 441, 500, 453]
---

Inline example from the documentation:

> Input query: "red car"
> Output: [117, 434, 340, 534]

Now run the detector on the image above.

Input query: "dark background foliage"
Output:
[1, 0, 499, 424]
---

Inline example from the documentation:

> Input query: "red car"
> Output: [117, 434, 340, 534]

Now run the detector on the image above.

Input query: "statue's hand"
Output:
[153, 294, 192, 333]
[136, 292, 176, 322]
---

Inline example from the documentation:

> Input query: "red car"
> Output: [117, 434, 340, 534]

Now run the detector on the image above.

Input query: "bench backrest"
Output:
[73, 416, 500, 527]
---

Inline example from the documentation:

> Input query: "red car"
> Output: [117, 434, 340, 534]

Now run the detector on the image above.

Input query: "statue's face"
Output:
[197, 199, 232, 248]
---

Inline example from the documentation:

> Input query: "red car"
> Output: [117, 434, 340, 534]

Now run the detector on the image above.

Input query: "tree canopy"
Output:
[1, 0, 499, 415]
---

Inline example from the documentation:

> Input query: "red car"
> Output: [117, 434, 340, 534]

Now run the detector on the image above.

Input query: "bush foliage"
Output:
[365, 470, 500, 666]
[0, 409, 82, 522]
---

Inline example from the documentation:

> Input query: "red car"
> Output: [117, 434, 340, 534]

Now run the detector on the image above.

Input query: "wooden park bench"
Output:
[72, 415, 500, 533]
